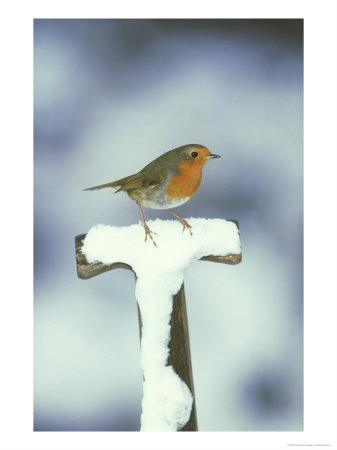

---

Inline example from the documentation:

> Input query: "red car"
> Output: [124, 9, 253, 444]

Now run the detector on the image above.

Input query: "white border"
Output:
[1, 1, 336, 449]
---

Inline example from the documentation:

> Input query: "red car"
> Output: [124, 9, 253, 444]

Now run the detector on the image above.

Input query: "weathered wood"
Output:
[169, 283, 198, 431]
[74, 221, 241, 432]
[201, 253, 242, 265]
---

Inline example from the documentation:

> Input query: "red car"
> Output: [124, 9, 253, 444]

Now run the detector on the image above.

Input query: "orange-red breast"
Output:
[84, 144, 220, 246]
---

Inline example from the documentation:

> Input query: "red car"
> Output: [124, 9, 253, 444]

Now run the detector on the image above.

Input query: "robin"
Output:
[84, 144, 220, 246]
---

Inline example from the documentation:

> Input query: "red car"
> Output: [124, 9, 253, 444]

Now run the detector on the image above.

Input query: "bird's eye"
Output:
[191, 151, 198, 158]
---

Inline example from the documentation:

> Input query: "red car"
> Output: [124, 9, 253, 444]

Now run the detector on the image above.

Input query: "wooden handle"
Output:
[74, 220, 241, 432]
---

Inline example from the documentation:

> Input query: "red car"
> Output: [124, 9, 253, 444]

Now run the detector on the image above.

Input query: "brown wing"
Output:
[115, 167, 167, 192]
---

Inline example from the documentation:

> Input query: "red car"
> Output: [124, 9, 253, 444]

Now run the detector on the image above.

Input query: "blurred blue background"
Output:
[34, 19, 303, 431]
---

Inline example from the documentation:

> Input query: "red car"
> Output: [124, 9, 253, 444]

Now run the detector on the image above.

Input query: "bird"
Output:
[84, 144, 220, 246]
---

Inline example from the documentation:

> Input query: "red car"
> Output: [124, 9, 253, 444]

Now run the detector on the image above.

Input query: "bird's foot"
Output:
[143, 223, 158, 247]
[180, 218, 193, 236]
[167, 209, 193, 236]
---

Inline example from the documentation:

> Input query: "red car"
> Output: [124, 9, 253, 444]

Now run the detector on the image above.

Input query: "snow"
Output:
[81, 218, 241, 431]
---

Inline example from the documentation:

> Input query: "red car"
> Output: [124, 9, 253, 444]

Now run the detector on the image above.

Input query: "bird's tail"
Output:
[83, 182, 118, 191]
[83, 175, 132, 192]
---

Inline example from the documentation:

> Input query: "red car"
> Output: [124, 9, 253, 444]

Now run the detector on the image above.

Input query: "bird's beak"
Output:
[206, 154, 221, 159]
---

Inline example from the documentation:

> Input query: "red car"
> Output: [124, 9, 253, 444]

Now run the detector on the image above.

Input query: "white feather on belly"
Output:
[141, 196, 190, 210]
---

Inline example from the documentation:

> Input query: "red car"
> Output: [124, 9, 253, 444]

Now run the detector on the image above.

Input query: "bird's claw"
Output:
[143, 224, 158, 247]
[181, 220, 193, 236]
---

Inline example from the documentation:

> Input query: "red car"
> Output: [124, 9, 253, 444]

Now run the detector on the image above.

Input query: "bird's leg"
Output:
[167, 209, 193, 236]
[137, 201, 157, 247]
